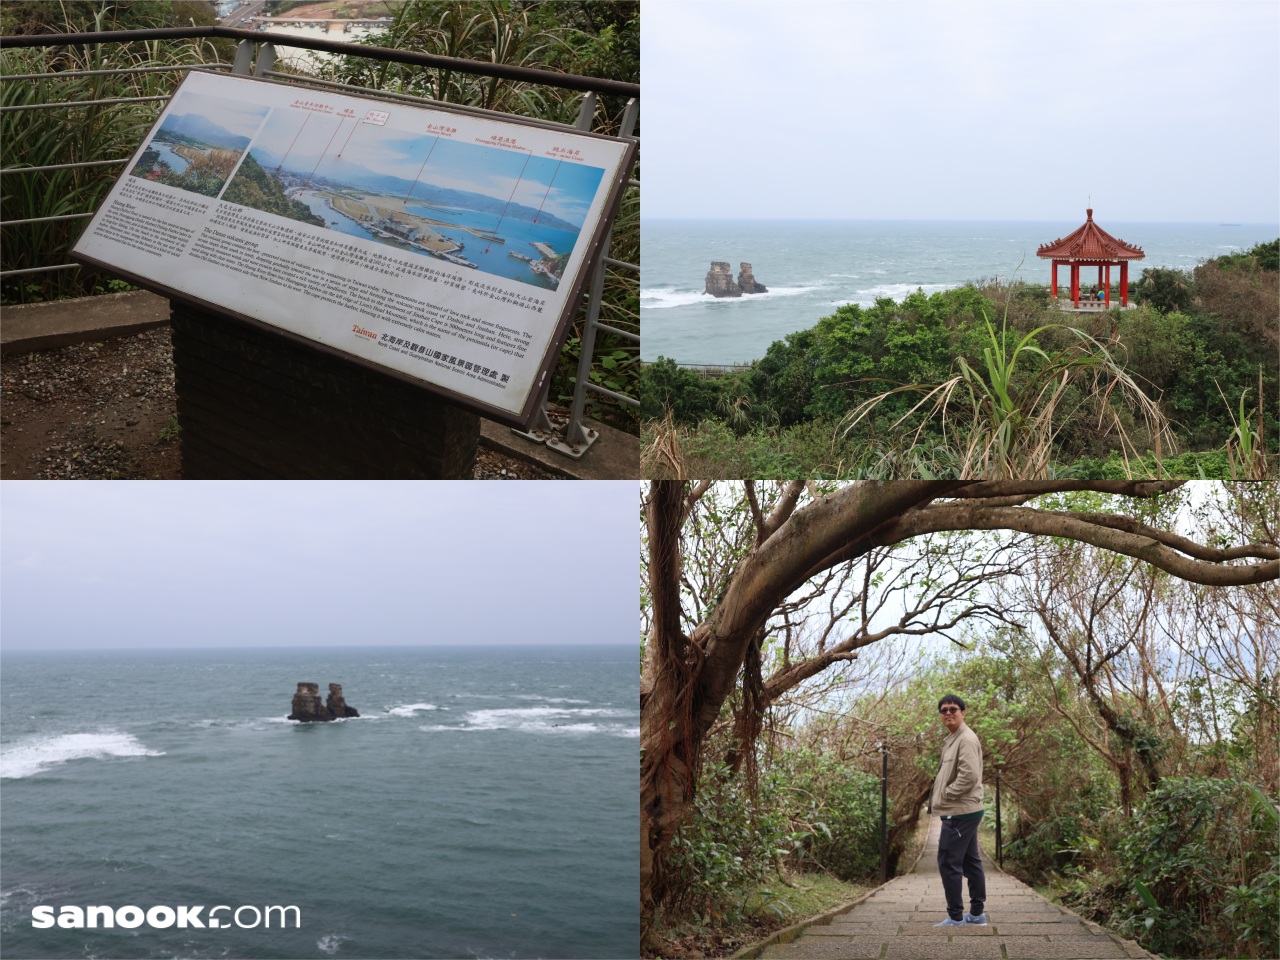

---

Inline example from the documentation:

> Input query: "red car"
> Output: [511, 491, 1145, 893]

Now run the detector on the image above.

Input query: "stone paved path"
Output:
[754, 818, 1154, 960]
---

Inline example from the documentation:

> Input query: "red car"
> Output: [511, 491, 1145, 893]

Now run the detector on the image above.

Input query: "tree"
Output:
[639, 480, 1279, 943]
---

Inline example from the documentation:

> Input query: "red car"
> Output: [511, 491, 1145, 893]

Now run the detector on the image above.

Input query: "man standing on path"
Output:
[930, 694, 987, 926]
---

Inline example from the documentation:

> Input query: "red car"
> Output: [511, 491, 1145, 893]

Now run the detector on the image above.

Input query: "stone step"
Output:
[745, 817, 1155, 960]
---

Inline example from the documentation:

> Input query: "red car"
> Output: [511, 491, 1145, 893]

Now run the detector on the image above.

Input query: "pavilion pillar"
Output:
[1120, 261, 1129, 306]
[1105, 263, 1111, 307]
[1098, 264, 1104, 287]
[1071, 263, 1079, 306]
[1051, 261, 1058, 298]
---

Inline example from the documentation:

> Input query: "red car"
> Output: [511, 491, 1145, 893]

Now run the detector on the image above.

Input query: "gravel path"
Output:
[1, 327, 554, 479]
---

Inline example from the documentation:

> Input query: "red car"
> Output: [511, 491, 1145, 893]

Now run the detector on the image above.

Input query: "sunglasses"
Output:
[939, 706, 961, 714]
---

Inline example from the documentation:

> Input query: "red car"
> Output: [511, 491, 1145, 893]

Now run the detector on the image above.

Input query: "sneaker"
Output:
[934, 917, 968, 926]
[964, 912, 988, 925]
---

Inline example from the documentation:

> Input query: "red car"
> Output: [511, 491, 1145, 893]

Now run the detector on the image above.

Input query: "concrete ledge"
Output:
[1, 291, 639, 478]
[480, 417, 636, 479]
[1, 290, 170, 356]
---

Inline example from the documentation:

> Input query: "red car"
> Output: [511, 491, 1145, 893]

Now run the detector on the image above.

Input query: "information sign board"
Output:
[72, 72, 636, 427]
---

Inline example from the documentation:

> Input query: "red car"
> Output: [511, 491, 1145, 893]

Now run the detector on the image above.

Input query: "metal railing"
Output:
[0, 25, 638, 457]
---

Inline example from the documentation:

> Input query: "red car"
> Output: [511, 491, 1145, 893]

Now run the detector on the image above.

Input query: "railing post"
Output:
[231, 39, 254, 75]
[995, 766, 1002, 868]
[879, 740, 889, 884]
[547, 239, 606, 457]
[574, 90, 597, 131]
[252, 43, 277, 77]
[548, 96, 638, 458]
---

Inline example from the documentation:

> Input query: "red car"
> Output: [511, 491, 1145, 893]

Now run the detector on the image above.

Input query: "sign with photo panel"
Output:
[72, 71, 636, 428]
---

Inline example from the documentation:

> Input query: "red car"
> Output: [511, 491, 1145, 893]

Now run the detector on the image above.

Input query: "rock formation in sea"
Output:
[326, 683, 360, 718]
[738, 262, 767, 294]
[288, 682, 359, 722]
[705, 261, 742, 298]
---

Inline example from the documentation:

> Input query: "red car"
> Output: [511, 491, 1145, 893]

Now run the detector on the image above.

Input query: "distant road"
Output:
[220, 1, 266, 28]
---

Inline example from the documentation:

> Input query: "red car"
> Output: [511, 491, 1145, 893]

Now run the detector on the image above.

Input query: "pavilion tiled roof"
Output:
[1036, 209, 1145, 261]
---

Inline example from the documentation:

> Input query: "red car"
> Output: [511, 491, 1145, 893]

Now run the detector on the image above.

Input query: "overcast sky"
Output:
[642, 1, 1280, 222]
[0, 482, 632, 650]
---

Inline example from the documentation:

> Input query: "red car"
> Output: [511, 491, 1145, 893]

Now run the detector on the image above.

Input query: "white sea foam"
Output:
[641, 288, 713, 310]
[642, 285, 820, 310]
[386, 702, 440, 716]
[832, 281, 957, 307]
[0, 731, 164, 779]
[419, 706, 636, 735]
[317, 933, 348, 955]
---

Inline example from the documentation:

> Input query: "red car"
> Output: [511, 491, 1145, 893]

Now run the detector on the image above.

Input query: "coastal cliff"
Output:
[288, 682, 360, 722]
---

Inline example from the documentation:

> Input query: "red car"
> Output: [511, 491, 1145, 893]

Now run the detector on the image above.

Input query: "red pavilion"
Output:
[1036, 209, 1144, 309]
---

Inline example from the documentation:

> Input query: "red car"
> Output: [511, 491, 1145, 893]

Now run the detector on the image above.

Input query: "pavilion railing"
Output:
[0, 26, 638, 456]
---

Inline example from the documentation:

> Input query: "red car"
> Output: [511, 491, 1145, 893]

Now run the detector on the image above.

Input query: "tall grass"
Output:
[1, 34, 226, 303]
[838, 311, 1174, 479]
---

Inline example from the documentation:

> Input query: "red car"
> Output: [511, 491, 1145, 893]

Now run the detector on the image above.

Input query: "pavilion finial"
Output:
[1086, 207, 1093, 220]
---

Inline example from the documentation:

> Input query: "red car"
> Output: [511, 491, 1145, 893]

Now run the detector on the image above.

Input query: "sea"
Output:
[640, 218, 1280, 365]
[294, 189, 576, 290]
[0, 645, 637, 960]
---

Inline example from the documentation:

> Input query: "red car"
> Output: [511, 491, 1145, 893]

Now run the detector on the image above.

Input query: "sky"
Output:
[641, 0, 1280, 222]
[0, 482, 633, 650]
[164, 90, 270, 139]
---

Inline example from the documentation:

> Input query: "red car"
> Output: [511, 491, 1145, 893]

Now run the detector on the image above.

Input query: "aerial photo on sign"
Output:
[130, 91, 268, 197]
[220, 103, 607, 289]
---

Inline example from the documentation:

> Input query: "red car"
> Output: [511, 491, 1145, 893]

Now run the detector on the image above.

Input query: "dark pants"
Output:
[936, 815, 986, 921]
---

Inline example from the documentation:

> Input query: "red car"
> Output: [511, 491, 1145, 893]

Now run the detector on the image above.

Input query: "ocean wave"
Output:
[418, 706, 637, 736]
[0, 731, 164, 779]
[386, 702, 441, 716]
[641, 285, 820, 310]
[833, 281, 957, 306]
[317, 933, 349, 955]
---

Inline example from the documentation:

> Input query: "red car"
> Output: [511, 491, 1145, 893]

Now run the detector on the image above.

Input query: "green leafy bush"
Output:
[782, 751, 884, 881]
[1113, 777, 1279, 960]
[662, 763, 789, 923]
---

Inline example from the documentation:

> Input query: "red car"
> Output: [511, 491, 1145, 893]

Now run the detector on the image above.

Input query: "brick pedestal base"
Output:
[171, 305, 478, 479]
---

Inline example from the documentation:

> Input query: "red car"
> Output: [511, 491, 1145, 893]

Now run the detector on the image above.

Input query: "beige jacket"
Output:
[930, 721, 984, 816]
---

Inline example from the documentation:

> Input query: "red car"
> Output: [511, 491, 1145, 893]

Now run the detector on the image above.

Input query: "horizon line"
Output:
[640, 215, 1280, 227]
[0, 642, 636, 652]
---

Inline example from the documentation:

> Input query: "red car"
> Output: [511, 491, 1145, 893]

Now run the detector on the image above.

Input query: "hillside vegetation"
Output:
[222, 153, 325, 225]
[641, 240, 1278, 479]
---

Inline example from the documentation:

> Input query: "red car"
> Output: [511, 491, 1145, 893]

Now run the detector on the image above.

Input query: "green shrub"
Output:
[784, 751, 884, 881]
[663, 763, 789, 923]
[1113, 777, 1279, 960]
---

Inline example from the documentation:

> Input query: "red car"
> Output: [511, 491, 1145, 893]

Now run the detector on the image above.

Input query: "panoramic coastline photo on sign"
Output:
[73, 71, 636, 426]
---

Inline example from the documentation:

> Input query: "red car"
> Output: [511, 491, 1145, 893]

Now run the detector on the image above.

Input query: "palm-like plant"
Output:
[1219, 369, 1275, 481]
[2, 25, 223, 303]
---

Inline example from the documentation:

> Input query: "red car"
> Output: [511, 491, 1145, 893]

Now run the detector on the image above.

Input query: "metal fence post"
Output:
[879, 741, 889, 884]
[547, 96, 639, 458]
[231, 39, 254, 75]
[995, 767, 1002, 868]
[251, 43, 277, 77]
